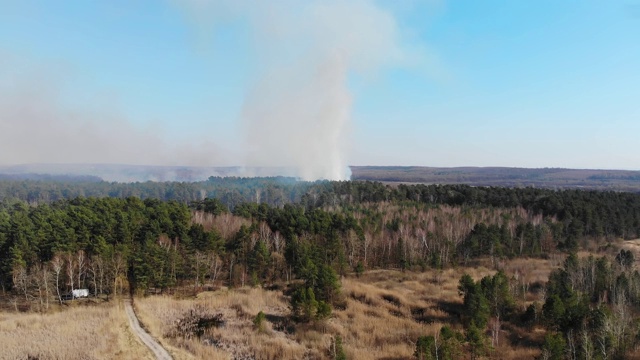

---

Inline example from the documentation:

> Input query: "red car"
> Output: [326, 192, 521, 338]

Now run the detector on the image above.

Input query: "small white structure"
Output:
[72, 289, 89, 299]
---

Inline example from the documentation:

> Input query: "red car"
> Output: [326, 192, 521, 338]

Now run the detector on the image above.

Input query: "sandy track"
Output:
[125, 300, 173, 360]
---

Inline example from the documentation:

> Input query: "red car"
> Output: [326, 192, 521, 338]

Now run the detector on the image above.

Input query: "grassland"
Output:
[133, 256, 561, 360]
[0, 300, 152, 360]
[1, 251, 625, 359]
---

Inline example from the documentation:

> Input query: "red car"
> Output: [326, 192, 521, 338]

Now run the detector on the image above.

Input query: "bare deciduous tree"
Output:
[32, 262, 51, 311]
[10, 297, 18, 312]
[111, 253, 125, 297]
[42, 263, 51, 310]
[87, 256, 100, 297]
[12, 265, 29, 302]
[489, 316, 501, 347]
[208, 252, 222, 286]
[96, 255, 105, 296]
[51, 254, 64, 305]
[581, 327, 593, 360]
[66, 252, 76, 293]
[77, 250, 86, 290]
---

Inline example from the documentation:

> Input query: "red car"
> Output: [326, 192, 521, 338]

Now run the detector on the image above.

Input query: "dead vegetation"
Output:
[0, 301, 152, 360]
[135, 287, 306, 360]
[134, 257, 560, 360]
[0, 255, 566, 359]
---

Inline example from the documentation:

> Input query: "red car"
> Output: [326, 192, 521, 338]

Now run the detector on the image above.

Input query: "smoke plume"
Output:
[178, 0, 408, 180]
[0, 1, 415, 181]
[0, 58, 227, 169]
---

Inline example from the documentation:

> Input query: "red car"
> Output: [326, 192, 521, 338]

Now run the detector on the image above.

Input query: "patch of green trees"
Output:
[4, 178, 640, 358]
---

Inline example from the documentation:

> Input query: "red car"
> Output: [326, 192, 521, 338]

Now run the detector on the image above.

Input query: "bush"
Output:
[168, 305, 224, 339]
[521, 302, 538, 326]
[253, 311, 266, 332]
[541, 332, 565, 360]
[439, 326, 463, 360]
[415, 335, 436, 360]
[466, 322, 489, 360]
[333, 335, 347, 360]
[355, 261, 364, 277]
[316, 301, 332, 320]
[291, 286, 333, 322]
[291, 286, 318, 322]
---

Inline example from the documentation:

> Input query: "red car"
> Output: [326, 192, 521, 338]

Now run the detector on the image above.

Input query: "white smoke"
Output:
[177, 0, 409, 180]
[0, 59, 228, 168]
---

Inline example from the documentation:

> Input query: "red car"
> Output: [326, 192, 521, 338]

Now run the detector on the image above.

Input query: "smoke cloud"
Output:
[0, 58, 228, 169]
[1, 1, 417, 181]
[177, 0, 409, 180]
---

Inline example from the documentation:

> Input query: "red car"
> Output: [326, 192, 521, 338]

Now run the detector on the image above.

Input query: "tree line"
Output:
[3, 178, 640, 358]
[3, 180, 640, 302]
[2, 178, 639, 241]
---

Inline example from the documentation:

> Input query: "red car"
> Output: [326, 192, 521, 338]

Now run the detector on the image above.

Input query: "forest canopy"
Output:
[3, 178, 640, 358]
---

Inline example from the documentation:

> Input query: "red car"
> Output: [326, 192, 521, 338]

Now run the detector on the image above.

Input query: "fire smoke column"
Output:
[243, 50, 351, 181]
[178, 0, 408, 180]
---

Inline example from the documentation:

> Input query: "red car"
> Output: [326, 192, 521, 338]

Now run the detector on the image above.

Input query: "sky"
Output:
[1, 0, 639, 178]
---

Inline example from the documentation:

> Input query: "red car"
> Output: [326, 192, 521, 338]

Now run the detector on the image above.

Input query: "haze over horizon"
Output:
[1, 1, 639, 179]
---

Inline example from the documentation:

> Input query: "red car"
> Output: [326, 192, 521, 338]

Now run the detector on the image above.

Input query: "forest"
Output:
[2, 178, 640, 359]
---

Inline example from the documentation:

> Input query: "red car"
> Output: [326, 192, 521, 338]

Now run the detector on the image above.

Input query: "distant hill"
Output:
[2, 164, 640, 192]
[0, 173, 102, 182]
[350, 166, 640, 192]
[0, 164, 299, 183]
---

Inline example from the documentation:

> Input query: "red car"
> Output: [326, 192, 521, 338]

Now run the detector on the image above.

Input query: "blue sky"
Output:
[1, 0, 639, 171]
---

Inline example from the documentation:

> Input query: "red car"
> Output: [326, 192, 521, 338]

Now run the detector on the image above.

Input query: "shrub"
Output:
[414, 335, 436, 360]
[333, 335, 347, 360]
[466, 322, 490, 360]
[291, 286, 333, 322]
[316, 301, 332, 320]
[541, 332, 566, 360]
[439, 326, 463, 360]
[253, 311, 266, 332]
[291, 286, 318, 322]
[168, 305, 224, 339]
[355, 261, 364, 278]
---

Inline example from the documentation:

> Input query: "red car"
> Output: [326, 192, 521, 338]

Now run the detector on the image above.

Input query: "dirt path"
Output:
[125, 300, 173, 360]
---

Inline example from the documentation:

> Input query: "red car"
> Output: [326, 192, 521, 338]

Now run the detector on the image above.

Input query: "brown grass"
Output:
[0, 256, 560, 360]
[0, 251, 608, 360]
[135, 287, 307, 360]
[333, 268, 493, 359]
[135, 259, 557, 360]
[0, 301, 152, 360]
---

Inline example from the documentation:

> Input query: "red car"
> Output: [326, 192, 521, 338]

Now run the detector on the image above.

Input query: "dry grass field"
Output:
[135, 287, 306, 360]
[0, 254, 568, 360]
[134, 257, 561, 360]
[0, 300, 152, 360]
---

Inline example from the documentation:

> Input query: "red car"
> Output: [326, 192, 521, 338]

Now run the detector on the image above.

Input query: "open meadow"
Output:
[0, 300, 152, 360]
[3, 248, 640, 359]
[133, 257, 561, 360]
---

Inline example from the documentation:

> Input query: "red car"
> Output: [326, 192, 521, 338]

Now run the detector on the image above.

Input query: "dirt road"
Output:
[125, 300, 173, 360]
